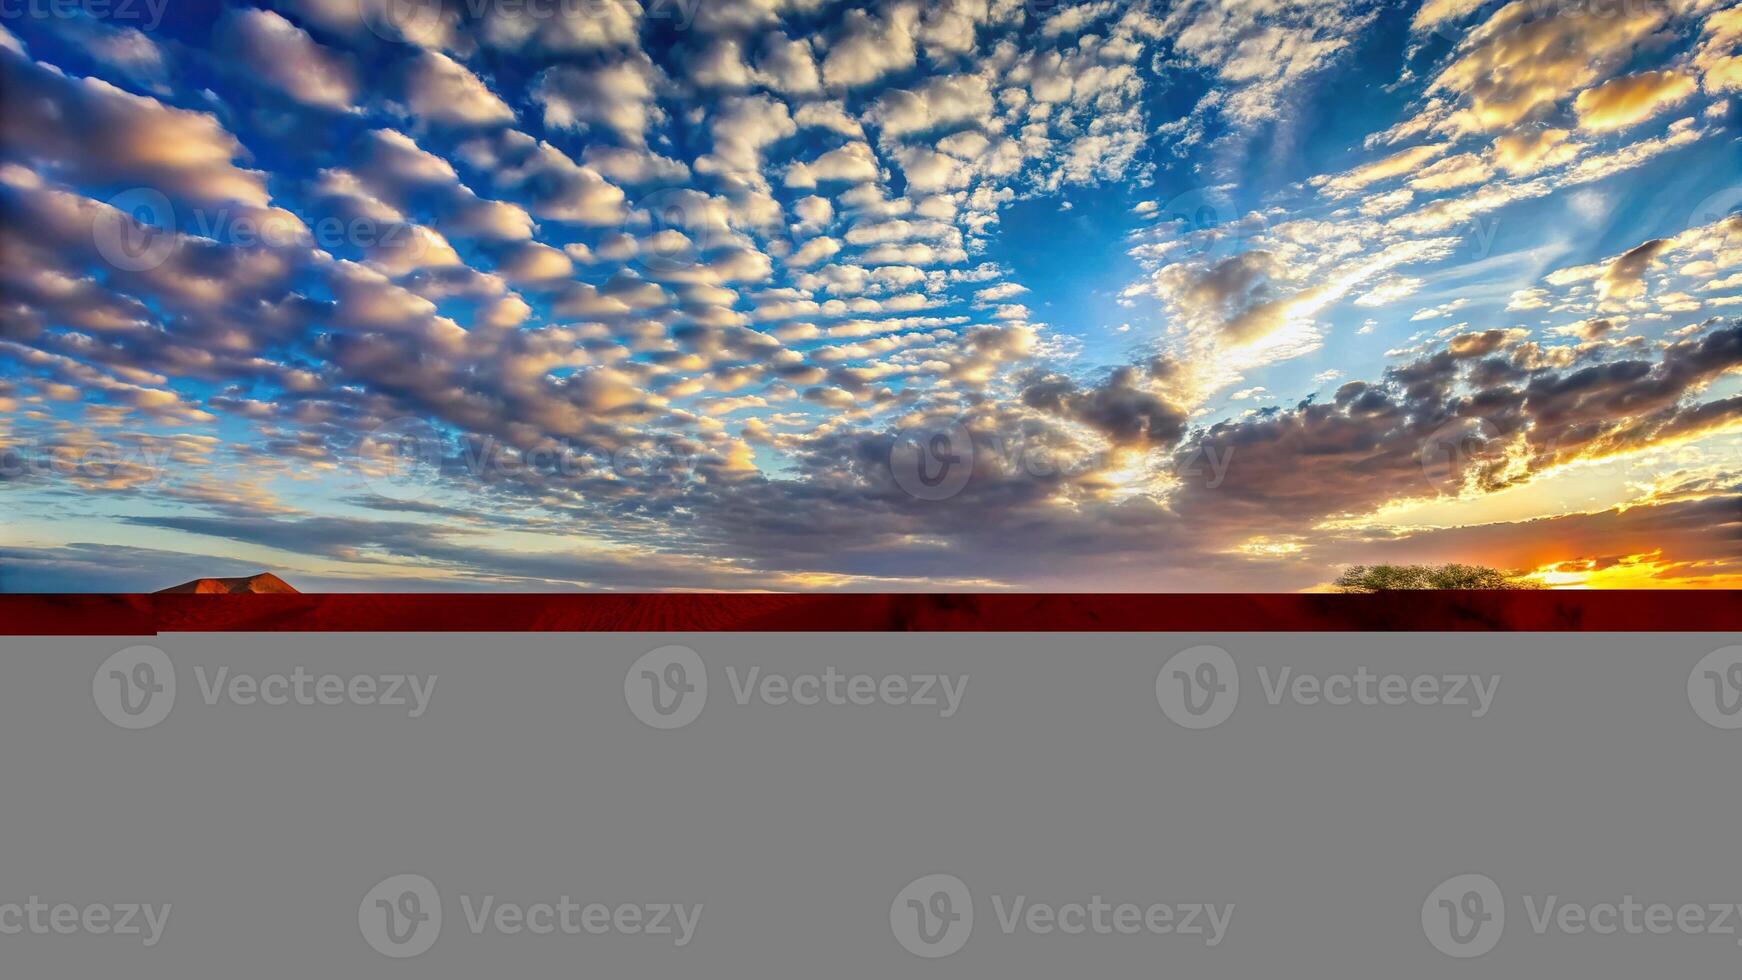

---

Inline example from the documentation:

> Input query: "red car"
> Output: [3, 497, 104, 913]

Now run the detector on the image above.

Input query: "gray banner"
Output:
[2, 632, 1739, 976]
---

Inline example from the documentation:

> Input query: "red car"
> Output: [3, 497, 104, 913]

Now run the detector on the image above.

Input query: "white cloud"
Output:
[788, 236, 841, 267]
[821, 3, 919, 90]
[533, 56, 663, 145]
[785, 140, 881, 188]
[400, 51, 514, 126]
[755, 34, 822, 95]
[221, 10, 357, 110]
[866, 74, 994, 137]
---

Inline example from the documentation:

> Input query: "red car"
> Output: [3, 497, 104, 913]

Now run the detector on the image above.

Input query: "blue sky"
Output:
[2, 0, 1740, 591]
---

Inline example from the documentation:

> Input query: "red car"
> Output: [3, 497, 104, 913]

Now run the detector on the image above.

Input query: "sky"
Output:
[1, 0, 1740, 592]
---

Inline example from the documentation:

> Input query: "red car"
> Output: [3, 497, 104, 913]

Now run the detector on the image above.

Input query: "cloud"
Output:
[891, 146, 971, 192]
[400, 51, 514, 127]
[47, 15, 167, 89]
[866, 74, 995, 137]
[1169, 322, 1742, 543]
[582, 145, 691, 185]
[1695, 6, 1742, 93]
[0, 48, 269, 207]
[1598, 238, 1672, 301]
[821, 3, 920, 89]
[1410, 0, 1486, 32]
[480, 0, 642, 52]
[220, 9, 358, 111]
[1428, 0, 1669, 133]
[688, 37, 756, 90]
[1279, 469, 1742, 589]
[5, 0, 1739, 593]
[784, 140, 881, 187]
[0, 542, 271, 593]
[1152, 250, 1288, 344]
[755, 34, 823, 94]
[488, 136, 627, 225]
[697, 94, 796, 177]
[492, 241, 572, 284]
[532, 56, 662, 145]
[1573, 70, 1697, 131]
[1355, 276, 1424, 307]
[793, 99, 865, 137]
[1156, 0, 1373, 129]
[1408, 152, 1491, 192]
[788, 236, 841, 267]
[1489, 128, 1578, 175]
[1314, 144, 1447, 197]
[1020, 357, 1190, 447]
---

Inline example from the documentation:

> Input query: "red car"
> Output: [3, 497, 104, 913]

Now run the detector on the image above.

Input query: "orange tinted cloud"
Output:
[1573, 70, 1697, 131]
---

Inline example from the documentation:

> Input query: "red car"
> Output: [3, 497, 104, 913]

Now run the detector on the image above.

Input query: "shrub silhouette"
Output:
[1334, 563, 1545, 592]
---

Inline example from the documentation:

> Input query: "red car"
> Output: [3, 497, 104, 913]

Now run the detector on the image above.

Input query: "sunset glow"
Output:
[1, 0, 1739, 591]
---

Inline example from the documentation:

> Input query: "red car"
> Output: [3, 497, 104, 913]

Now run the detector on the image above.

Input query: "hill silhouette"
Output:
[157, 573, 299, 594]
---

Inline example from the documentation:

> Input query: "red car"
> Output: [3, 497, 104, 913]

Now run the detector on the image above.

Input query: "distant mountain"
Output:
[157, 573, 299, 594]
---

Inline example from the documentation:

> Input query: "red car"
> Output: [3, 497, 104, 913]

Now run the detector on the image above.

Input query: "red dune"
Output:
[157, 573, 299, 595]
